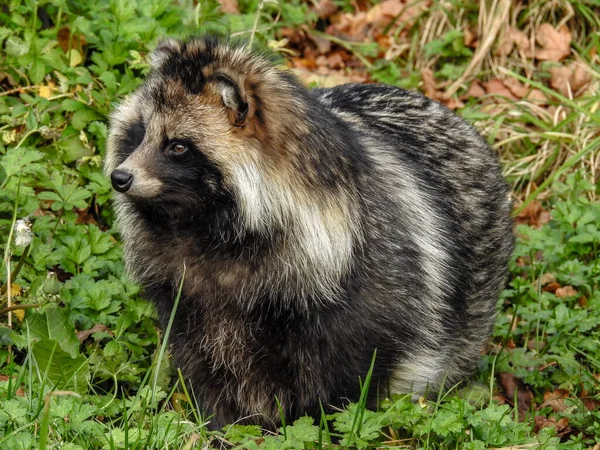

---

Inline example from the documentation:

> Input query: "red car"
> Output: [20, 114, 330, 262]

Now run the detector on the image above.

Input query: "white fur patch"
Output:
[227, 151, 356, 303]
[389, 351, 448, 395]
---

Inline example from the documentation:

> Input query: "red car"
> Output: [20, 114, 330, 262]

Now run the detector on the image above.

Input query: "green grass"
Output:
[0, 0, 599, 448]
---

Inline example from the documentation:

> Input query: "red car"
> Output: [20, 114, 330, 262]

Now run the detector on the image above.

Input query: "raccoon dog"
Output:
[105, 35, 514, 429]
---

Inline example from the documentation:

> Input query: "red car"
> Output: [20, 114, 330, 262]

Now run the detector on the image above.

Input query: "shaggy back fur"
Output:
[105, 35, 514, 429]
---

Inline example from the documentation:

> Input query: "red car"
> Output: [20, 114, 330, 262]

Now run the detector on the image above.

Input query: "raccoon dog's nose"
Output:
[111, 170, 134, 193]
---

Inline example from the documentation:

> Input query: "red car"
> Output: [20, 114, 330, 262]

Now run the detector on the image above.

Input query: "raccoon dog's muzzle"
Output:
[111, 169, 133, 193]
[110, 150, 164, 199]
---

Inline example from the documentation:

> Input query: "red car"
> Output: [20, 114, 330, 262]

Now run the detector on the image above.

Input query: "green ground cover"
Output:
[0, 0, 599, 448]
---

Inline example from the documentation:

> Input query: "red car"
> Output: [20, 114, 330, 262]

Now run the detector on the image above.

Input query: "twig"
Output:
[0, 303, 48, 316]
[0, 86, 43, 97]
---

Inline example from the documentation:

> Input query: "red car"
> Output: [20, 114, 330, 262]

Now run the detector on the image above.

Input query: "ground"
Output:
[0, 0, 599, 448]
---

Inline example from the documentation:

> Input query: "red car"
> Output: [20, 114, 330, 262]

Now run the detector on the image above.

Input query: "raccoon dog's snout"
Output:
[105, 35, 515, 431]
[111, 169, 133, 193]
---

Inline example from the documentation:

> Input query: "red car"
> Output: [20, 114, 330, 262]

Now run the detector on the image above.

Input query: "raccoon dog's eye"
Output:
[168, 142, 189, 156]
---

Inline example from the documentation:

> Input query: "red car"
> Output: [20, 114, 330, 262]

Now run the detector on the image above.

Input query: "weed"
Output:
[0, 0, 599, 448]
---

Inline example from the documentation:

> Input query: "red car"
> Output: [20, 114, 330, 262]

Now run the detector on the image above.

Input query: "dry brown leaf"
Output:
[502, 77, 528, 98]
[329, 0, 428, 41]
[367, 0, 404, 25]
[534, 416, 570, 435]
[499, 372, 533, 412]
[539, 273, 556, 286]
[497, 27, 531, 56]
[496, 31, 515, 56]
[464, 80, 486, 98]
[293, 67, 367, 88]
[542, 281, 561, 293]
[0, 375, 25, 396]
[314, 0, 338, 19]
[555, 285, 577, 298]
[541, 389, 569, 413]
[57, 26, 87, 54]
[513, 29, 532, 54]
[307, 33, 332, 55]
[534, 23, 572, 61]
[217, 0, 239, 14]
[328, 11, 371, 41]
[323, 52, 345, 70]
[464, 27, 477, 48]
[525, 88, 548, 103]
[482, 79, 518, 101]
[419, 69, 461, 108]
[550, 61, 593, 97]
[515, 200, 551, 227]
[420, 68, 438, 99]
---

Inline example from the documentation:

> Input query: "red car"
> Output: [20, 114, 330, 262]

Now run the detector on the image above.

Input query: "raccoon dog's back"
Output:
[105, 35, 514, 429]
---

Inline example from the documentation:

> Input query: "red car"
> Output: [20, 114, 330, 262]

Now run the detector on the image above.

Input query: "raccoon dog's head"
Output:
[106, 36, 308, 220]
[106, 36, 359, 288]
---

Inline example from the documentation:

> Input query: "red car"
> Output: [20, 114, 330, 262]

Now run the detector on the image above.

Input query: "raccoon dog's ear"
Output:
[214, 73, 249, 128]
[149, 38, 181, 70]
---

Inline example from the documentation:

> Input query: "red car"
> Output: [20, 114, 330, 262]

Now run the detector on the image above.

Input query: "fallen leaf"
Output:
[515, 200, 551, 227]
[524, 88, 548, 103]
[421, 68, 438, 99]
[418, 70, 461, 108]
[496, 27, 531, 56]
[329, 0, 429, 41]
[314, 0, 338, 19]
[293, 67, 367, 87]
[328, 11, 371, 41]
[534, 416, 570, 435]
[57, 26, 87, 55]
[482, 79, 519, 101]
[533, 23, 571, 61]
[555, 285, 577, 298]
[323, 52, 345, 70]
[502, 77, 528, 98]
[542, 281, 561, 293]
[464, 80, 486, 98]
[538, 273, 556, 286]
[550, 61, 593, 97]
[0, 375, 25, 396]
[217, 0, 239, 14]
[499, 372, 533, 412]
[307, 33, 332, 55]
[75, 207, 98, 226]
[464, 26, 477, 48]
[367, 0, 404, 25]
[541, 389, 569, 413]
